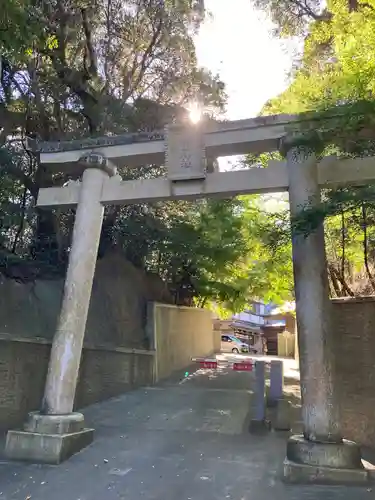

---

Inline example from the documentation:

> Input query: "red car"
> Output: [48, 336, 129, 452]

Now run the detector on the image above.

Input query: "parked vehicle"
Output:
[221, 335, 255, 354]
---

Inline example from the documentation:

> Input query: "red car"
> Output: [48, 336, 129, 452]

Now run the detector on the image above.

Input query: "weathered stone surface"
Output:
[0, 338, 155, 432]
[38, 130, 165, 153]
[273, 398, 291, 431]
[286, 145, 341, 442]
[283, 458, 369, 485]
[42, 167, 108, 415]
[286, 435, 363, 469]
[77, 152, 118, 177]
[5, 428, 94, 464]
[0, 251, 172, 348]
[165, 123, 206, 181]
[268, 360, 284, 407]
[24, 412, 85, 434]
[332, 297, 375, 448]
[252, 360, 266, 422]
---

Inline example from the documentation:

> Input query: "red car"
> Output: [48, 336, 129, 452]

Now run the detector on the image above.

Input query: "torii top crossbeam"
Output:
[36, 112, 375, 208]
[38, 114, 298, 170]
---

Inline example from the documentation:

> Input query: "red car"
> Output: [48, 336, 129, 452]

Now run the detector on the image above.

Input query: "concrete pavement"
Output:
[0, 355, 373, 499]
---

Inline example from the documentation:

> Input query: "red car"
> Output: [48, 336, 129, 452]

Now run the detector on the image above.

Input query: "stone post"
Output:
[249, 361, 270, 432]
[5, 153, 117, 464]
[268, 360, 284, 408]
[282, 141, 364, 483]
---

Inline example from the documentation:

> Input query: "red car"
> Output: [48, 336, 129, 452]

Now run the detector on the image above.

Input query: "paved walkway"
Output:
[0, 356, 373, 499]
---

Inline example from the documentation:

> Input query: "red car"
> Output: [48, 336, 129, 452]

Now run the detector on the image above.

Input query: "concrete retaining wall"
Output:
[277, 331, 295, 357]
[0, 334, 154, 431]
[149, 303, 215, 381]
[0, 301, 215, 431]
[213, 329, 221, 353]
[293, 296, 375, 447]
[332, 297, 375, 447]
[0, 252, 172, 349]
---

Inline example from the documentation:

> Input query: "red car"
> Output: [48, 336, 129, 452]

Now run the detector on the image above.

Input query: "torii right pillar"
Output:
[282, 140, 367, 484]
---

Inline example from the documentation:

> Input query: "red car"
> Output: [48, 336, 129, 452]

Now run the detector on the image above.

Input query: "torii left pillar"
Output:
[5, 153, 117, 464]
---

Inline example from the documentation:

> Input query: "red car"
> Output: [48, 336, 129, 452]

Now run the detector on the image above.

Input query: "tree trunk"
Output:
[329, 264, 355, 297]
[340, 209, 346, 280]
[328, 264, 341, 297]
[361, 203, 375, 292]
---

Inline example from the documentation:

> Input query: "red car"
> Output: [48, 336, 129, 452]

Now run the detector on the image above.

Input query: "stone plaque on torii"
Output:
[6, 114, 375, 483]
[165, 122, 207, 181]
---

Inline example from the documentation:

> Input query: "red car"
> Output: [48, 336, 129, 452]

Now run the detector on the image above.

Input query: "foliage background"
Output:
[0, 0, 294, 315]
[248, 0, 375, 298]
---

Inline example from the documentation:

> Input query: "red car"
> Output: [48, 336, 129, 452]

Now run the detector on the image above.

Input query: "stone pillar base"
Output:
[5, 412, 94, 465]
[283, 434, 370, 485]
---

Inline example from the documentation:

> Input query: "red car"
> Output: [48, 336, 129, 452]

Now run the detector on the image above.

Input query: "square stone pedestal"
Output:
[283, 434, 372, 485]
[283, 459, 370, 485]
[5, 412, 94, 465]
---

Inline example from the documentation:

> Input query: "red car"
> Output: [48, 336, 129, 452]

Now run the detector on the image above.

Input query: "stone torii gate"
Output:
[5, 114, 373, 482]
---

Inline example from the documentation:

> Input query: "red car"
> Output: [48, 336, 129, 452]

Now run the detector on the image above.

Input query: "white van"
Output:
[221, 335, 250, 354]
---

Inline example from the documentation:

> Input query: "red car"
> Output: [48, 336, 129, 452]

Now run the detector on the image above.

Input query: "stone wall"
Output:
[332, 297, 375, 448]
[277, 331, 295, 357]
[0, 253, 170, 430]
[0, 265, 216, 431]
[0, 301, 216, 431]
[149, 303, 215, 381]
[292, 297, 375, 447]
[294, 296, 375, 447]
[0, 252, 172, 348]
[213, 329, 222, 354]
[0, 334, 154, 431]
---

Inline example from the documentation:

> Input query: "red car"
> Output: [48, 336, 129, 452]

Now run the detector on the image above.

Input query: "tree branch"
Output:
[81, 8, 98, 78]
[289, 0, 331, 20]
[328, 263, 355, 297]
[328, 266, 341, 297]
[127, 14, 164, 98]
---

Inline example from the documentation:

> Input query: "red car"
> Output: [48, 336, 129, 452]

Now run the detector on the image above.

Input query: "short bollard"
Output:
[268, 360, 284, 408]
[274, 398, 291, 431]
[249, 361, 270, 432]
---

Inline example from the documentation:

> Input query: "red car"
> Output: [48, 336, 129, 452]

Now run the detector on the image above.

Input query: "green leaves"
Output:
[251, 0, 375, 296]
[0, 0, 227, 280]
[1, 0, 43, 60]
[262, 1, 375, 122]
[46, 35, 58, 50]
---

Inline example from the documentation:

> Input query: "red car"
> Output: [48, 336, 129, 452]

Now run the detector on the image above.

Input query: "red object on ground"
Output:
[233, 362, 253, 372]
[192, 357, 254, 371]
[199, 361, 218, 369]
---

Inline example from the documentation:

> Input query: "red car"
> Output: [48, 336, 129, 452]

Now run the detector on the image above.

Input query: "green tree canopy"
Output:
[249, 0, 375, 297]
